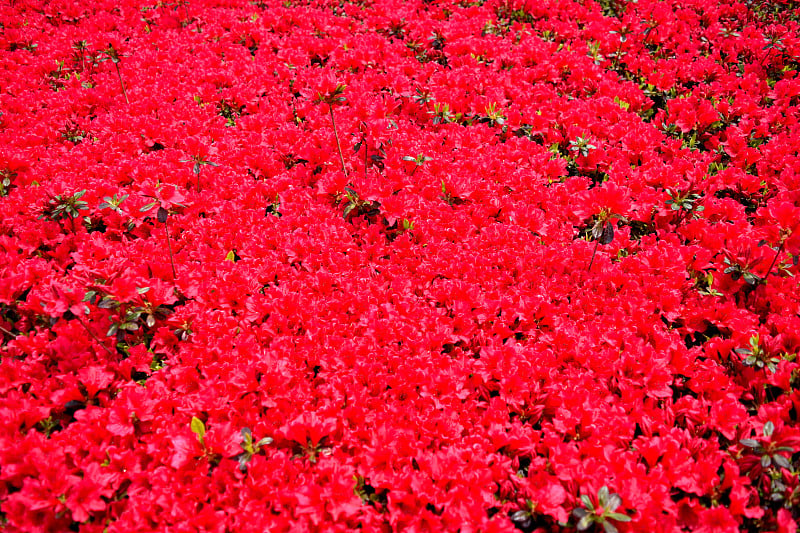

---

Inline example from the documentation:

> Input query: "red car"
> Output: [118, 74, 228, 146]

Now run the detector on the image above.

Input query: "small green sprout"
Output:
[572, 486, 632, 533]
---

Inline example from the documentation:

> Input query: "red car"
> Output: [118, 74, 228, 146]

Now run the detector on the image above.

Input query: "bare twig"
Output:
[329, 104, 347, 176]
[762, 240, 785, 283]
[114, 63, 129, 104]
[75, 314, 114, 356]
[587, 237, 601, 272]
[164, 217, 178, 281]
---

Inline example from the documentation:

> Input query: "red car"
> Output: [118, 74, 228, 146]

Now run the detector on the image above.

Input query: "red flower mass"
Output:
[1, 0, 800, 531]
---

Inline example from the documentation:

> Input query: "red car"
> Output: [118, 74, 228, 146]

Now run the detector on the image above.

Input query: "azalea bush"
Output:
[1, 0, 800, 531]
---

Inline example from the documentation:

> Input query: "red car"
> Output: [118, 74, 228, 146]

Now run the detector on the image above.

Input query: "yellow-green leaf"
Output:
[191, 417, 206, 444]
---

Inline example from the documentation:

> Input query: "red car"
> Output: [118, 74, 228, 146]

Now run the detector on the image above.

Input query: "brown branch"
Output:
[165, 217, 178, 281]
[329, 104, 347, 176]
[762, 240, 786, 283]
[115, 63, 129, 104]
[75, 314, 114, 357]
[587, 237, 601, 272]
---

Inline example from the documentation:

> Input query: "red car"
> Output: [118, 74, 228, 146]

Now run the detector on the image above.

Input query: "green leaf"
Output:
[580, 494, 594, 510]
[226, 250, 237, 262]
[603, 521, 619, 533]
[773, 454, 791, 469]
[743, 271, 761, 285]
[761, 455, 772, 468]
[607, 513, 631, 522]
[591, 221, 604, 240]
[598, 486, 610, 507]
[606, 493, 622, 511]
[237, 452, 251, 472]
[191, 416, 206, 445]
[240, 428, 254, 454]
[750, 335, 761, 350]
[763, 421, 775, 437]
[600, 222, 614, 244]
[140, 201, 157, 212]
[740, 439, 760, 449]
[577, 514, 594, 531]
[572, 508, 588, 519]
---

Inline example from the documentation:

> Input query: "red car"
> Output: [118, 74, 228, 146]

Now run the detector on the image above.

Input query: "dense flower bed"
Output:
[1, 0, 800, 531]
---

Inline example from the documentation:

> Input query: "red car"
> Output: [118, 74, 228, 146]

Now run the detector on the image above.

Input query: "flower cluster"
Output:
[1, 0, 800, 531]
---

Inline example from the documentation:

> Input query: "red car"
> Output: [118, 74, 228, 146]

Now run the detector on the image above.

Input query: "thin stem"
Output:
[0, 324, 14, 338]
[329, 104, 347, 176]
[164, 218, 178, 281]
[587, 237, 601, 272]
[364, 137, 368, 181]
[75, 314, 114, 356]
[762, 240, 785, 283]
[115, 63, 129, 104]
